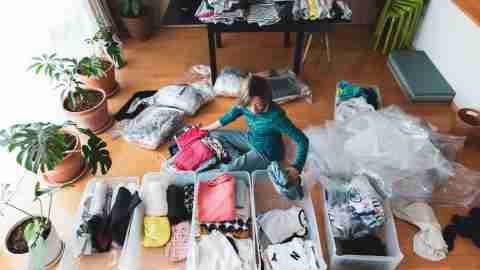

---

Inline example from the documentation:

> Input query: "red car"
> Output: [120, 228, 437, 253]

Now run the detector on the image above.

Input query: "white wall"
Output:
[414, 0, 480, 109]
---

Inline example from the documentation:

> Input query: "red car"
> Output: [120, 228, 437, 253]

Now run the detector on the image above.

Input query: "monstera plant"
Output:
[0, 121, 112, 184]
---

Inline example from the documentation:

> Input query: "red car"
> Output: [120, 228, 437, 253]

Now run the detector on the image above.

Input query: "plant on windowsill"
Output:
[0, 121, 112, 184]
[120, 0, 152, 41]
[1, 181, 71, 269]
[29, 54, 113, 133]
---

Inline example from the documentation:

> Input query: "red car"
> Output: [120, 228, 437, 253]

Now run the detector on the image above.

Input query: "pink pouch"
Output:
[174, 140, 214, 171]
[175, 127, 209, 149]
[198, 174, 236, 223]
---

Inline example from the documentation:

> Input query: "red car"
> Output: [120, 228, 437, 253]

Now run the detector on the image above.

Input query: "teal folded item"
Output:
[267, 161, 304, 201]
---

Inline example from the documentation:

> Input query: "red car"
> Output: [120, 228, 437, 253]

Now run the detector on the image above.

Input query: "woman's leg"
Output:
[209, 129, 252, 153]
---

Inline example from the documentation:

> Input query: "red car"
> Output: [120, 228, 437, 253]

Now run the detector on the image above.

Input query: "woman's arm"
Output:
[200, 106, 244, 131]
[202, 120, 222, 131]
[275, 116, 309, 173]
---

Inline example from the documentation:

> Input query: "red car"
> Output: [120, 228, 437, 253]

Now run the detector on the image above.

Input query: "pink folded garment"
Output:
[165, 221, 191, 262]
[175, 127, 209, 149]
[174, 140, 214, 171]
[198, 174, 236, 223]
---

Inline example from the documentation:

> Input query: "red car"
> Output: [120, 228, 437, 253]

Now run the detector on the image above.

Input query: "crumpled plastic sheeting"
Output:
[305, 106, 457, 199]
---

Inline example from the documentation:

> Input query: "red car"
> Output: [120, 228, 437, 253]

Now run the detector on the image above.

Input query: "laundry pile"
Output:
[195, 0, 351, 26]
[162, 126, 240, 174]
[194, 172, 256, 270]
[335, 80, 380, 122]
[71, 180, 141, 257]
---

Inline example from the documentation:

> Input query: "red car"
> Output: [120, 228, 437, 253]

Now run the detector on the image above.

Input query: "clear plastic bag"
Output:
[115, 107, 184, 150]
[305, 106, 456, 198]
[213, 67, 249, 97]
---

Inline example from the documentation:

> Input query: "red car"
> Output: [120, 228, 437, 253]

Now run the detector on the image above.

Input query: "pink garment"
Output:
[198, 174, 236, 223]
[174, 140, 214, 171]
[165, 222, 191, 262]
[175, 127, 209, 149]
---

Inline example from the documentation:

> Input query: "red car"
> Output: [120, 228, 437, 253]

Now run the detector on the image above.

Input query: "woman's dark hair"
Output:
[238, 75, 272, 106]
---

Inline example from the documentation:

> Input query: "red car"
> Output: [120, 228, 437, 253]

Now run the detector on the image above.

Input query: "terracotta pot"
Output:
[78, 60, 119, 98]
[453, 108, 480, 141]
[5, 217, 64, 269]
[122, 12, 152, 41]
[63, 89, 113, 134]
[41, 133, 85, 184]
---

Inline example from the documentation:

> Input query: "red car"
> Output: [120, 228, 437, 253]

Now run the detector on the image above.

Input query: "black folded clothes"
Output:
[114, 90, 157, 121]
[77, 186, 142, 254]
[168, 184, 194, 225]
[336, 235, 387, 256]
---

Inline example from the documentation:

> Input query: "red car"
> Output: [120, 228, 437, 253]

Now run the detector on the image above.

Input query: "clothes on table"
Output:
[219, 102, 309, 172]
[265, 237, 325, 270]
[143, 216, 171, 248]
[258, 207, 308, 244]
[327, 174, 385, 240]
[247, 2, 281, 26]
[267, 161, 304, 200]
[167, 185, 191, 225]
[442, 208, 480, 251]
[336, 235, 386, 256]
[392, 199, 448, 261]
[165, 221, 191, 262]
[198, 173, 236, 222]
[200, 218, 253, 239]
[113, 90, 157, 121]
[336, 97, 375, 122]
[195, 230, 246, 270]
[336, 80, 379, 109]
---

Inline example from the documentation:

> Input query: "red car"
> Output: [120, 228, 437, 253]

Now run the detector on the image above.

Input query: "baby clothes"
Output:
[109, 187, 142, 246]
[176, 127, 209, 149]
[258, 207, 308, 244]
[143, 180, 169, 216]
[195, 230, 244, 270]
[183, 184, 195, 216]
[165, 222, 191, 262]
[167, 185, 191, 225]
[198, 173, 236, 223]
[265, 238, 325, 270]
[91, 182, 109, 216]
[175, 140, 214, 171]
[200, 218, 252, 239]
[267, 161, 304, 200]
[234, 238, 256, 270]
[143, 216, 171, 247]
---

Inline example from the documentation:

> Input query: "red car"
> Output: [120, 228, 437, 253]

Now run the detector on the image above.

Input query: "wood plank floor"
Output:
[2, 25, 480, 270]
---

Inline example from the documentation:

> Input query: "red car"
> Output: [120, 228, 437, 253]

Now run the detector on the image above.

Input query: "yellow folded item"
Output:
[143, 216, 171, 247]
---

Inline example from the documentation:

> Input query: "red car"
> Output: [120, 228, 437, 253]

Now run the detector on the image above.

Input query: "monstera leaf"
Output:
[78, 128, 112, 175]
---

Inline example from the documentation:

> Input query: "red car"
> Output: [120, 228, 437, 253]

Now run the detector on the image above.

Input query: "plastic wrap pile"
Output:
[305, 106, 480, 208]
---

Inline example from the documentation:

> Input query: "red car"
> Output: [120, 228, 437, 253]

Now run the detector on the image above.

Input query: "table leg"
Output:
[216, 32, 223, 48]
[293, 32, 305, 75]
[208, 28, 218, 83]
[284, 32, 290, 48]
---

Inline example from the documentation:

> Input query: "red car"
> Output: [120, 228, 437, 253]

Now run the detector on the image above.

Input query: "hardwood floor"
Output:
[2, 25, 480, 270]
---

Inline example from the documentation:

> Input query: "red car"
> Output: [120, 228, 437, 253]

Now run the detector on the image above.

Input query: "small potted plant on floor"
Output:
[120, 0, 152, 41]
[29, 54, 113, 133]
[76, 54, 119, 98]
[0, 121, 112, 184]
[1, 182, 71, 269]
[87, 21, 127, 69]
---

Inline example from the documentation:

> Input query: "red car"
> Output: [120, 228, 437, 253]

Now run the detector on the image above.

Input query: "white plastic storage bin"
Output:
[321, 187, 404, 270]
[187, 171, 256, 270]
[252, 170, 327, 270]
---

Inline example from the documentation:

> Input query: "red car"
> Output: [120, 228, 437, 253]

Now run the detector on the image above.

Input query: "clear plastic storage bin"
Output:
[321, 186, 404, 270]
[187, 171, 256, 270]
[252, 170, 327, 270]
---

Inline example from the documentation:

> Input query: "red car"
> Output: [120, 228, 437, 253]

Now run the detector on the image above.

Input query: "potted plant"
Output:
[29, 54, 113, 133]
[76, 54, 119, 98]
[0, 121, 112, 184]
[86, 21, 127, 69]
[120, 0, 152, 41]
[1, 182, 71, 269]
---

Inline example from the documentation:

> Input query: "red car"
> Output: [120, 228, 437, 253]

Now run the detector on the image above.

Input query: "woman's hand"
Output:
[201, 121, 222, 131]
[285, 166, 300, 184]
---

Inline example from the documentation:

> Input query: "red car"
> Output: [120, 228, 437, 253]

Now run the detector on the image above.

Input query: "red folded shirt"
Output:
[175, 127, 209, 149]
[197, 173, 236, 223]
[174, 140, 214, 171]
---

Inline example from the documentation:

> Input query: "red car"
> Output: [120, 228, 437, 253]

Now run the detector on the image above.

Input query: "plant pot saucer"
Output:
[44, 240, 65, 269]
[40, 164, 88, 188]
[92, 116, 115, 135]
[106, 82, 120, 98]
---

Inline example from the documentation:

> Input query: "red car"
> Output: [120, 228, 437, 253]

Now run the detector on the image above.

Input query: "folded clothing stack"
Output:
[195, 0, 246, 25]
[247, 1, 281, 26]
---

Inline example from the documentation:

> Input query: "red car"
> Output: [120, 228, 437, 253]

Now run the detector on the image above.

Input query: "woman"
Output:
[200, 75, 309, 180]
